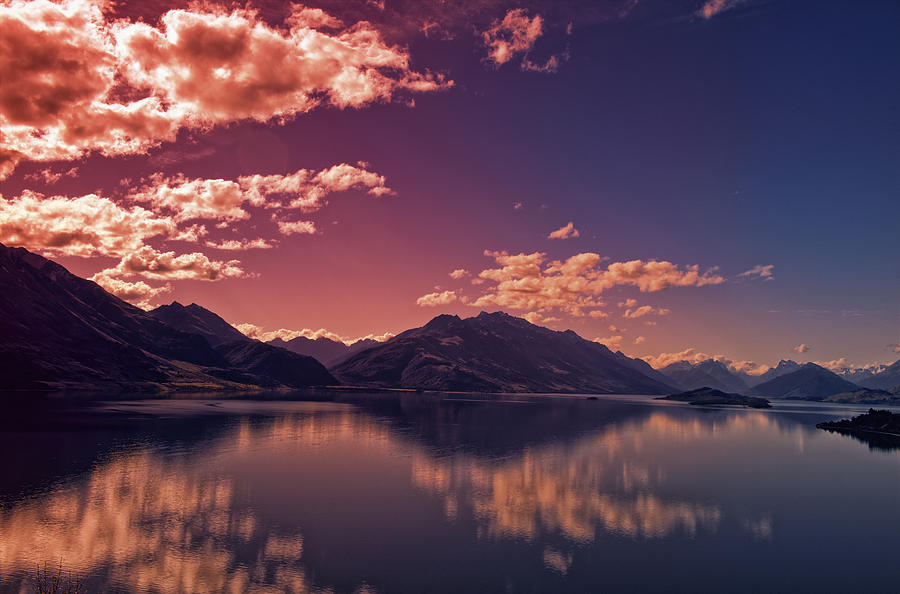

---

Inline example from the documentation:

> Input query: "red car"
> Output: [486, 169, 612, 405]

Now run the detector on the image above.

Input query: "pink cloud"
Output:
[0, 191, 175, 257]
[131, 174, 247, 222]
[91, 273, 171, 309]
[95, 245, 248, 282]
[793, 343, 810, 354]
[633, 336, 646, 345]
[642, 348, 769, 376]
[0, 1, 451, 177]
[623, 305, 671, 319]
[698, 0, 746, 19]
[468, 250, 723, 316]
[205, 238, 275, 251]
[235, 322, 394, 345]
[738, 264, 775, 281]
[277, 220, 317, 236]
[239, 163, 392, 211]
[522, 311, 559, 325]
[416, 290, 459, 307]
[548, 221, 580, 240]
[482, 9, 543, 67]
[593, 335, 624, 351]
[449, 268, 470, 279]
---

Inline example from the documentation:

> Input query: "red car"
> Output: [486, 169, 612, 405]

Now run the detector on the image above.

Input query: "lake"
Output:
[0, 391, 898, 593]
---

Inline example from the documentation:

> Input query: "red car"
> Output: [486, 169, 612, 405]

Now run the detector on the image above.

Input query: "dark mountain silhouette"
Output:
[823, 388, 900, 405]
[267, 336, 380, 367]
[658, 387, 770, 409]
[752, 359, 802, 385]
[659, 359, 748, 393]
[214, 341, 336, 388]
[331, 312, 678, 394]
[0, 244, 333, 391]
[859, 359, 900, 391]
[150, 301, 248, 346]
[751, 363, 860, 400]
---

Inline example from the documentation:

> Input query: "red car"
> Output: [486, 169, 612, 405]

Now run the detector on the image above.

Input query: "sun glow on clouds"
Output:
[0, 0, 451, 177]
[642, 348, 770, 376]
[235, 323, 393, 346]
[548, 222, 580, 240]
[461, 250, 724, 317]
[416, 290, 459, 307]
[0, 191, 175, 257]
[481, 8, 567, 73]
[698, 0, 746, 20]
[0, 161, 391, 305]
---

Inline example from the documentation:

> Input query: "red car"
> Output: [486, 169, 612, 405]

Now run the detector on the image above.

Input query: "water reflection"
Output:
[0, 395, 898, 593]
[0, 447, 316, 593]
[409, 412, 792, 542]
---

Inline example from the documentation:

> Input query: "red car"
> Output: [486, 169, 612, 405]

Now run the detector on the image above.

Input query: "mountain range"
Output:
[331, 312, 678, 394]
[858, 359, 900, 390]
[750, 363, 860, 399]
[658, 360, 749, 393]
[2, 243, 898, 398]
[267, 336, 379, 367]
[0, 243, 334, 391]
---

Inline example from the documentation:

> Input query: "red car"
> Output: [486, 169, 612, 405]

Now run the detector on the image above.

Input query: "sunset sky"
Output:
[1, 0, 898, 372]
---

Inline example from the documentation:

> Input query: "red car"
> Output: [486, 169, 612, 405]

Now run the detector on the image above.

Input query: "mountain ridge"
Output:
[0, 243, 334, 391]
[331, 311, 679, 394]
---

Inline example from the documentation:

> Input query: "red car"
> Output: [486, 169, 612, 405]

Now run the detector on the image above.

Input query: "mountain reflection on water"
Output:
[0, 393, 898, 593]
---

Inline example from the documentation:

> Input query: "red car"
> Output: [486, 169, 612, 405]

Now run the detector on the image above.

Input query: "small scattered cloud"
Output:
[618, 298, 638, 309]
[891, 343, 900, 354]
[548, 222, 580, 240]
[277, 220, 318, 236]
[482, 9, 543, 67]
[481, 8, 568, 74]
[698, 0, 747, 20]
[205, 238, 275, 250]
[608, 325, 625, 333]
[416, 290, 459, 307]
[623, 305, 671, 319]
[633, 336, 646, 345]
[738, 264, 775, 281]
[449, 268, 470, 280]
[793, 343, 810, 354]
[593, 335, 624, 351]
[513, 202, 523, 210]
[522, 311, 559, 325]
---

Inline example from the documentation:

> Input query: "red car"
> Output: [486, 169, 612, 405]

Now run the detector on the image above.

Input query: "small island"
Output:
[816, 409, 900, 438]
[656, 387, 771, 409]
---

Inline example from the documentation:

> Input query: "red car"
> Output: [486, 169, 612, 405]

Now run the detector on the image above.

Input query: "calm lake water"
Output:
[0, 391, 898, 593]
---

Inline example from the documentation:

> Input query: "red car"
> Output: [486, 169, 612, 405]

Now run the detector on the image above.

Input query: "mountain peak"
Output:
[332, 311, 678, 394]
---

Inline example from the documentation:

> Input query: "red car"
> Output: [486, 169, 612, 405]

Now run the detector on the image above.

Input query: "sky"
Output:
[1, 0, 898, 373]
